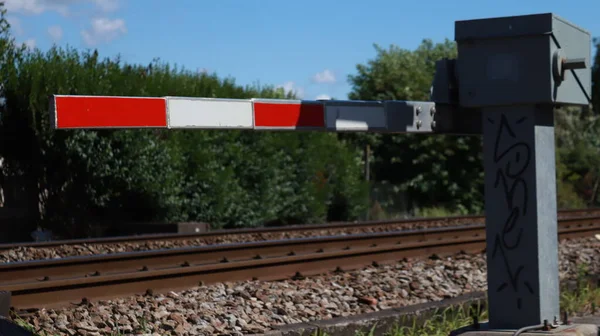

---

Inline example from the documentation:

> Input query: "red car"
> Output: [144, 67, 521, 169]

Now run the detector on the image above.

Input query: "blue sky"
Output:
[5, 0, 600, 100]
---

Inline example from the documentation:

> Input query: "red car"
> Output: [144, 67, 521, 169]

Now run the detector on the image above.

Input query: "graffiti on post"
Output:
[488, 113, 534, 309]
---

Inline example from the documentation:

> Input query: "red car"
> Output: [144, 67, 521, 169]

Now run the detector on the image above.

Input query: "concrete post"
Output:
[452, 13, 592, 329]
[482, 105, 559, 329]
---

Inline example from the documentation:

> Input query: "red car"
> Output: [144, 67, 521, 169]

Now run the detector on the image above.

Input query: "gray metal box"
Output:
[454, 13, 591, 107]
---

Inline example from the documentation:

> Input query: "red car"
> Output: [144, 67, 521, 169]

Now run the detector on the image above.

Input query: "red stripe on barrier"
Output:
[54, 96, 167, 128]
[253, 102, 325, 128]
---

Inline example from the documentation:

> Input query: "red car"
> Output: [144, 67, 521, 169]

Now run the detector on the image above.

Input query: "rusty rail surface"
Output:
[1, 208, 598, 251]
[2, 215, 599, 310]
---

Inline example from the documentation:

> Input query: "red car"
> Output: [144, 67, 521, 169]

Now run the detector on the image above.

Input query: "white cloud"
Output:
[311, 69, 336, 84]
[48, 25, 64, 41]
[4, 0, 120, 16]
[81, 17, 126, 46]
[278, 81, 305, 99]
[4, 0, 74, 16]
[6, 16, 23, 35]
[92, 0, 120, 12]
[23, 38, 36, 50]
[316, 94, 331, 100]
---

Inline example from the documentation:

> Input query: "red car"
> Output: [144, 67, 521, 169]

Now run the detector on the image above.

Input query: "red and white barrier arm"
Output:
[50, 95, 436, 133]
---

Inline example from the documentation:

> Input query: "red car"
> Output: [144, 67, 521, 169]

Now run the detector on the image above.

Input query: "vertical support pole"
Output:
[482, 105, 559, 329]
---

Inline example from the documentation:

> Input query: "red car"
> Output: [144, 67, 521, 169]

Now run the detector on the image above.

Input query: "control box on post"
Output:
[445, 13, 592, 332]
[430, 13, 591, 135]
[454, 13, 591, 107]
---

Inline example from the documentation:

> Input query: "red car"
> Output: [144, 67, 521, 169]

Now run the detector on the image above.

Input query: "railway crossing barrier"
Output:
[48, 13, 593, 334]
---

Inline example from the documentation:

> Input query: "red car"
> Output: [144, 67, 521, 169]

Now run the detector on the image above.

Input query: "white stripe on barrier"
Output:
[167, 97, 253, 129]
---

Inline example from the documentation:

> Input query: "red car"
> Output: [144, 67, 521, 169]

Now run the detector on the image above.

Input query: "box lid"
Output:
[454, 13, 588, 41]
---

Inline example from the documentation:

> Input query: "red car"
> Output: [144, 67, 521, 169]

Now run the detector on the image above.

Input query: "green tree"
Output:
[554, 107, 600, 208]
[0, 46, 188, 237]
[347, 39, 484, 215]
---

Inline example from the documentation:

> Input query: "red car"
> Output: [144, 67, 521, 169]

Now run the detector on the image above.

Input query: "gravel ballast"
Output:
[13, 236, 600, 336]
[0, 219, 482, 264]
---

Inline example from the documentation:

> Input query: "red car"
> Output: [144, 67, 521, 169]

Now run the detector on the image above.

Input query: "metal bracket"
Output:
[429, 58, 482, 135]
[384, 101, 435, 133]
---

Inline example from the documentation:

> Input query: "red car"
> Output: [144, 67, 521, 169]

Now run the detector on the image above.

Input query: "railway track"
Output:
[3, 215, 600, 311]
[1, 207, 598, 252]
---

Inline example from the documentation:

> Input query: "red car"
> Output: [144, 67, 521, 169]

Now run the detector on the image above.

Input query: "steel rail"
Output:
[0, 224, 487, 284]
[3, 216, 600, 310]
[0, 208, 597, 251]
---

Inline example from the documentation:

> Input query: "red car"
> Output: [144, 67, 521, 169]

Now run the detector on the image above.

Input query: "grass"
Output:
[368, 203, 462, 221]
[363, 304, 486, 336]
[413, 206, 461, 218]
[560, 264, 600, 317]
[11, 316, 42, 334]
[308, 304, 486, 336]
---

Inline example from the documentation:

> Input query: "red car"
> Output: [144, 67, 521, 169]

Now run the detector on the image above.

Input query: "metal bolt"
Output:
[416, 106, 422, 115]
[431, 121, 437, 130]
[416, 120, 422, 129]
[430, 106, 436, 116]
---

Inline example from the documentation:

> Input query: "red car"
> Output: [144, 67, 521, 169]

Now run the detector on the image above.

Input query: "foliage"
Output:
[554, 106, 600, 208]
[383, 305, 486, 336]
[346, 39, 483, 214]
[168, 130, 368, 228]
[560, 263, 600, 316]
[413, 206, 460, 218]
